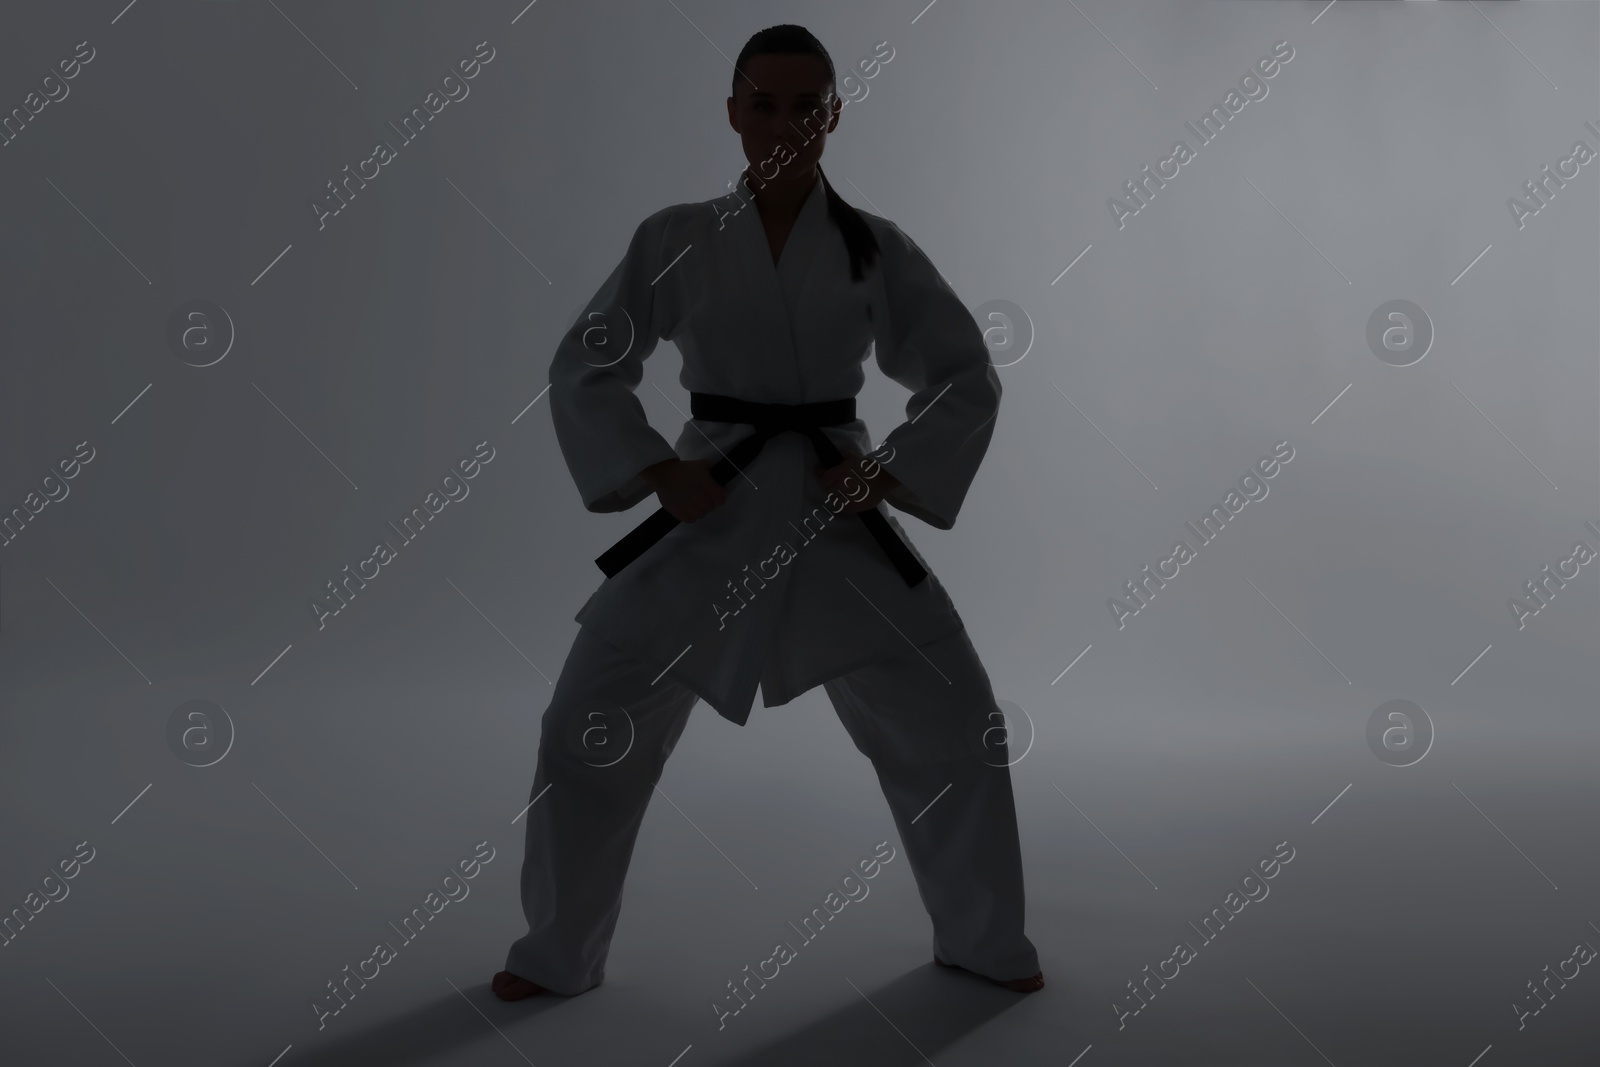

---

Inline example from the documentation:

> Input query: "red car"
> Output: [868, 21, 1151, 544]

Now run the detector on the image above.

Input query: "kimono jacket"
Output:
[548, 172, 1001, 727]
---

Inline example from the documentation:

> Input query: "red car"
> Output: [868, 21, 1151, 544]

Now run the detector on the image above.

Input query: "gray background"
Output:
[1, 1, 1596, 1064]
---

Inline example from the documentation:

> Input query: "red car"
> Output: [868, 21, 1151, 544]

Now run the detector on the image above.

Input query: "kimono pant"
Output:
[502, 624, 1041, 995]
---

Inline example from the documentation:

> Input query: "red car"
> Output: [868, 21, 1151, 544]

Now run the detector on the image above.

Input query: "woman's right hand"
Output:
[640, 458, 727, 523]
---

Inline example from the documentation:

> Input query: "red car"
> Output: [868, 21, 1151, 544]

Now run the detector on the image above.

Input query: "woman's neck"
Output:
[744, 165, 818, 224]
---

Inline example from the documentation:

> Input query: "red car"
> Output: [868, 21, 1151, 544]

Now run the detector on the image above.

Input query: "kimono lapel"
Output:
[774, 175, 828, 314]
[733, 173, 827, 400]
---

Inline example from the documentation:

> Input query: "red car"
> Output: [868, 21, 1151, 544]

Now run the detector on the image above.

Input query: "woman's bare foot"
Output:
[933, 954, 1045, 993]
[492, 970, 548, 1001]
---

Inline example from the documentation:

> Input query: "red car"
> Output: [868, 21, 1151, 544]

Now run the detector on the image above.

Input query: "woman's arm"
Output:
[547, 208, 682, 513]
[863, 217, 1003, 530]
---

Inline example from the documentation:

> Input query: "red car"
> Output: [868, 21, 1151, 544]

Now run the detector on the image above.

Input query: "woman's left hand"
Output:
[817, 452, 900, 513]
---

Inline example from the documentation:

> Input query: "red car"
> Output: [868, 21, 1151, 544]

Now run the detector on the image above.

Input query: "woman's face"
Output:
[726, 53, 841, 186]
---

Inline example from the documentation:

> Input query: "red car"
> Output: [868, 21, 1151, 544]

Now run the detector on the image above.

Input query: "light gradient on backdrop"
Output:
[0, 1, 1595, 1065]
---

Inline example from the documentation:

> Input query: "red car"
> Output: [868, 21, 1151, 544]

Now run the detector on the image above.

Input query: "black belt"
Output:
[594, 392, 928, 587]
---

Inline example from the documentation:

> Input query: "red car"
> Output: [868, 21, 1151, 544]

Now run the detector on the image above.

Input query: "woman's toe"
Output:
[1001, 971, 1044, 993]
[492, 970, 547, 1000]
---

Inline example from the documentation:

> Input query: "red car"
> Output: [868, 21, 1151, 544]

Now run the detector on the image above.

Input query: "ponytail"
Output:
[818, 165, 881, 283]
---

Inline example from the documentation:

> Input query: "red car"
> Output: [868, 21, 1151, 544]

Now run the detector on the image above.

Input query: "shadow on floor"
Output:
[696, 961, 1033, 1067]
[255, 982, 566, 1067]
[250, 961, 1034, 1067]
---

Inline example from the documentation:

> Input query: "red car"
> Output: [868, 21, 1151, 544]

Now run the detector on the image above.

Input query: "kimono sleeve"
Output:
[867, 219, 1002, 530]
[547, 208, 682, 513]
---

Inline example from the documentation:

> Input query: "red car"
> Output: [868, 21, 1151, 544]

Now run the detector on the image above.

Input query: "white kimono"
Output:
[549, 173, 1001, 727]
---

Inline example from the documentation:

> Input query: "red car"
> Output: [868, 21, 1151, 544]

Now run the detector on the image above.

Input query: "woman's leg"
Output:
[822, 626, 1041, 984]
[501, 625, 701, 995]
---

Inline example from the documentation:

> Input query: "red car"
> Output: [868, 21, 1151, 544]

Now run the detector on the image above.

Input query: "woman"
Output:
[493, 23, 1043, 1002]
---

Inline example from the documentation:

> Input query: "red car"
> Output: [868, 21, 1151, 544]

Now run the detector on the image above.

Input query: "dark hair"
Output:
[732, 24, 880, 282]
